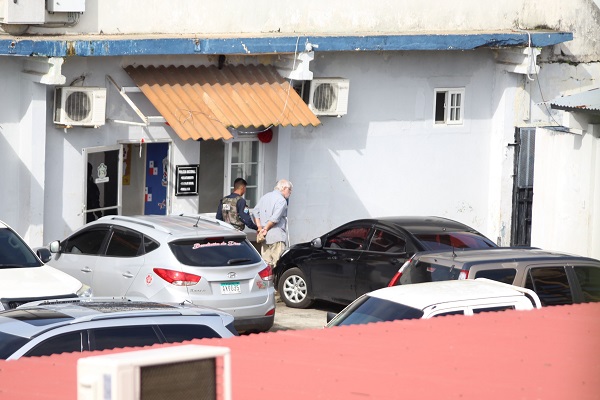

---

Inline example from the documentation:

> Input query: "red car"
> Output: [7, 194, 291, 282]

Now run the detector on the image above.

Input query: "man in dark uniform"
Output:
[216, 178, 258, 231]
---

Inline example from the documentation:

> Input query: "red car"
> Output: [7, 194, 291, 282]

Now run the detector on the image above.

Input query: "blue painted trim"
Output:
[0, 32, 572, 57]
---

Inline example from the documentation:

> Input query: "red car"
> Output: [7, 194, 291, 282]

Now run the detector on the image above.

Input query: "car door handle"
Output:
[80, 267, 92, 273]
[343, 257, 355, 262]
[122, 272, 134, 278]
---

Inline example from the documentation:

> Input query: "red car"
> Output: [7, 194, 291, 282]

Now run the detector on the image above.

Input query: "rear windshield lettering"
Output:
[193, 241, 241, 249]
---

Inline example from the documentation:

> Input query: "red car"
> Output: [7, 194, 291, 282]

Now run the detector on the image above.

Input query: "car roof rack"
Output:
[102, 216, 172, 234]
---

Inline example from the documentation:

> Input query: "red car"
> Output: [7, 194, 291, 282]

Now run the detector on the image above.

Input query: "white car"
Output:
[48, 214, 275, 333]
[0, 220, 90, 310]
[326, 278, 542, 327]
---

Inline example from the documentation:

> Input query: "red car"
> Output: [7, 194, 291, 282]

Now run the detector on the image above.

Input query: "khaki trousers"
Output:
[261, 241, 286, 266]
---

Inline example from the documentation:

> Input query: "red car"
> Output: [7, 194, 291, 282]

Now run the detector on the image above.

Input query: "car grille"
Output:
[2, 294, 78, 310]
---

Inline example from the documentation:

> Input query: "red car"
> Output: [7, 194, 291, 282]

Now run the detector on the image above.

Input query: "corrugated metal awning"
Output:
[550, 88, 600, 113]
[124, 64, 321, 140]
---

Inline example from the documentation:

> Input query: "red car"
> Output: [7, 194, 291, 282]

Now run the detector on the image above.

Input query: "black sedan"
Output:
[274, 216, 497, 308]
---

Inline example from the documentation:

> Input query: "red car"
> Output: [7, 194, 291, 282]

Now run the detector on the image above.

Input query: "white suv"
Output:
[0, 220, 90, 310]
[326, 278, 541, 327]
[48, 214, 275, 333]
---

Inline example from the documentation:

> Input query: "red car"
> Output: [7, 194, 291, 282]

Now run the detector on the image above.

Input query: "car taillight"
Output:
[153, 268, 201, 286]
[265, 308, 275, 316]
[388, 271, 402, 287]
[259, 264, 273, 281]
[458, 269, 469, 280]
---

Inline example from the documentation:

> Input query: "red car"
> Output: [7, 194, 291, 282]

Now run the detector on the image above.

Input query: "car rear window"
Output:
[472, 269, 517, 284]
[525, 267, 573, 306]
[328, 296, 424, 327]
[414, 232, 496, 250]
[573, 266, 600, 303]
[169, 237, 262, 267]
[399, 260, 463, 284]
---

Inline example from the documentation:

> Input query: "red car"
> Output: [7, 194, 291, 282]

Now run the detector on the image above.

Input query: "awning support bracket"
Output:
[105, 74, 166, 126]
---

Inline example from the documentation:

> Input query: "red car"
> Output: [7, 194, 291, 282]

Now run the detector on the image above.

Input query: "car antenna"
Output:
[193, 215, 201, 227]
[452, 245, 457, 258]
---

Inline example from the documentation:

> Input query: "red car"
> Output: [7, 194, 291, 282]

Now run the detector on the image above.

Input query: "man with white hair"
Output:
[253, 179, 293, 267]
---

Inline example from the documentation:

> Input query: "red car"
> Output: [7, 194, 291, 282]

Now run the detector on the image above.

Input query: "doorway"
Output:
[84, 142, 171, 224]
[121, 141, 171, 216]
[511, 127, 536, 246]
[84, 146, 122, 223]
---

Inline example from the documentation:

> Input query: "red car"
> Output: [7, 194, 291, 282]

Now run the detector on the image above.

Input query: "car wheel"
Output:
[278, 267, 314, 309]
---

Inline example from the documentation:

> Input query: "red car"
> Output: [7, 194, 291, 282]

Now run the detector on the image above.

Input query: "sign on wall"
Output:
[176, 165, 199, 196]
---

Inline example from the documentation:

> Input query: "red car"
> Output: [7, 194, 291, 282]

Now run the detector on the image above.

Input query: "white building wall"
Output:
[286, 50, 500, 243]
[0, 58, 49, 245]
[1, 0, 598, 258]
[532, 126, 600, 259]
[40, 57, 202, 243]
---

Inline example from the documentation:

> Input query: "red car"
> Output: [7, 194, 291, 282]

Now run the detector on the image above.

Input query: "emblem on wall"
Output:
[95, 163, 109, 184]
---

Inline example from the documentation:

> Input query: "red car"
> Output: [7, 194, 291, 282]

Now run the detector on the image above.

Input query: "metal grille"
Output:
[312, 83, 337, 111]
[65, 91, 92, 121]
[517, 128, 536, 187]
[141, 358, 218, 400]
[511, 127, 536, 246]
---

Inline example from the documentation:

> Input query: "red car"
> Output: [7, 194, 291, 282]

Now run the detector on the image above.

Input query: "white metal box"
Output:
[0, 0, 45, 24]
[54, 86, 106, 127]
[46, 0, 85, 13]
[77, 345, 231, 400]
[308, 78, 350, 117]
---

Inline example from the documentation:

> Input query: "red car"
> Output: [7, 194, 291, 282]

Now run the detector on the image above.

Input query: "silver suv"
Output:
[48, 214, 275, 332]
[389, 248, 600, 306]
[0, 298, 236, 360]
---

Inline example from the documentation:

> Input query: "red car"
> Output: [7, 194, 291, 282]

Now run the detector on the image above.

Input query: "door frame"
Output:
[223, 137, 265, 207]
[83, 145, 123, 224]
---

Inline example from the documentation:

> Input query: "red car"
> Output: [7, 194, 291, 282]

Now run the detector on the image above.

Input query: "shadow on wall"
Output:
[0, 131, 43, 242]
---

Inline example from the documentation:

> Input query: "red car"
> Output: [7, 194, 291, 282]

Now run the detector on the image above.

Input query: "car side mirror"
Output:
[49, 240, 61, 254]
[311, 237, 323, 249]
[36, 247, 52, 263]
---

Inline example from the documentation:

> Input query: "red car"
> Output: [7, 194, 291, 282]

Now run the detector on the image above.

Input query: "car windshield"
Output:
[169, 237, 262, 267]
[414, 232, 496, 250]
[328, 296, 424, 327]
[0, 229, 41, 268]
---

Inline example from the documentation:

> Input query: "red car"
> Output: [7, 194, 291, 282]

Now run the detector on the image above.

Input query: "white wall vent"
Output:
[54, 86, 106, 127]
[308, 78, 350, 117]
[77, 344, 231, 400]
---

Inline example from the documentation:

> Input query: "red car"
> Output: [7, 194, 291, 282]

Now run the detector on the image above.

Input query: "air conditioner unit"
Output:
[54, 86, 106, 127]
[308, 78, 350, 117]
[77, 344, 231, 400]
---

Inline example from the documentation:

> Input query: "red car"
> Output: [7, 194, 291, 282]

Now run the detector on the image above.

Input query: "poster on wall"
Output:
[122, 144, 131, 185]
[175, 165, 199, 196]
[144, 142, 169, 215]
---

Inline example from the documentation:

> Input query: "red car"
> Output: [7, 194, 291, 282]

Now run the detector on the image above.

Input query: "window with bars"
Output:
[434, 88, 464, 125]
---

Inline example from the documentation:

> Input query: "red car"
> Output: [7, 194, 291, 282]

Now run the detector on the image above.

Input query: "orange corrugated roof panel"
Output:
[124, 64, 321, 141]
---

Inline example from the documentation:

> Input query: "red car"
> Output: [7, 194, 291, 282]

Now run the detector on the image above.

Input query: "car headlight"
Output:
[77, 284, 93, 298]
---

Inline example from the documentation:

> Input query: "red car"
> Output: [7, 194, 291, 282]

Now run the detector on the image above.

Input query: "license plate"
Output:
[220, 282, 241, 295]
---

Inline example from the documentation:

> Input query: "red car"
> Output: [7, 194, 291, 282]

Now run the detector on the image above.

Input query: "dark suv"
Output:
[389, 248, 600, 306]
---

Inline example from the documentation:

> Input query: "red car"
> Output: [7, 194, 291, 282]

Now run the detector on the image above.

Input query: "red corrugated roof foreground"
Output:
[1, 303, 599, 399]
